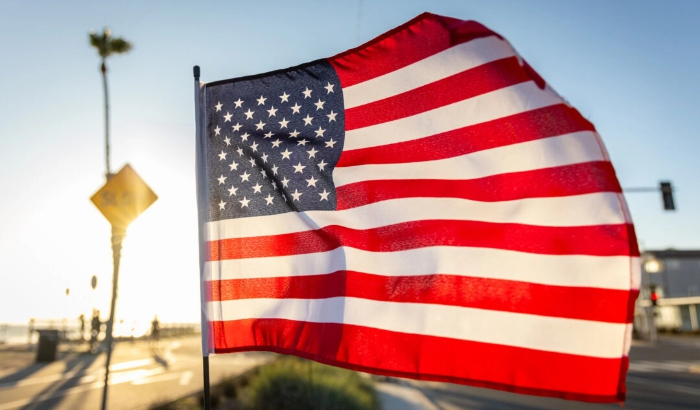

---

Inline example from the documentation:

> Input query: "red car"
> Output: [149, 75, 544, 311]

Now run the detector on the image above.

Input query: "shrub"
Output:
[245, 356, 379, 410]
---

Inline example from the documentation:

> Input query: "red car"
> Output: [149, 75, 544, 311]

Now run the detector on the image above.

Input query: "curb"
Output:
[375, 378, 440, 410]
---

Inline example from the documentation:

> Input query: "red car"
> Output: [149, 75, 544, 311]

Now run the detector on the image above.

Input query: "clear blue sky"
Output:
[1, 0, 698, 325]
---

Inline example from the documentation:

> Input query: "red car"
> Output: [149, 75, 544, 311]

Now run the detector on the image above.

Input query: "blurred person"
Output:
[90, 310, 101, 353]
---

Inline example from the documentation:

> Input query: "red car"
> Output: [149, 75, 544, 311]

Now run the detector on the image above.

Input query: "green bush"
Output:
[245, 356, 379, 410]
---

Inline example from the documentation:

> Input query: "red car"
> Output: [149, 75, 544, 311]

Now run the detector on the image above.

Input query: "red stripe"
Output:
[336, 162, 621, 209]
[207, 220, 638, 261]
[337, 104, 595, 167]
[344, 57, 530, 130]
[328, 13, 501, 88]
[208, 272, 637, 324]
[211, 319, 627, 402]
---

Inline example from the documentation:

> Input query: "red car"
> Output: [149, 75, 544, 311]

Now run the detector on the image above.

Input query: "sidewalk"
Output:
[375, 378, 438, 410]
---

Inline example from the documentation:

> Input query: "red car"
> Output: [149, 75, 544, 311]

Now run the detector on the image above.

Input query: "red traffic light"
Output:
[651, 292, 659, 305]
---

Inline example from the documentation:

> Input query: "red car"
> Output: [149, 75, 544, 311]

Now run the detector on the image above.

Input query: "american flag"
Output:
[196, 13, 639, 403]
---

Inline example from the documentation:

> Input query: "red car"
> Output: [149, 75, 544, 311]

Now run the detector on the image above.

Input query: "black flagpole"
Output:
[194, 64, 211, 410]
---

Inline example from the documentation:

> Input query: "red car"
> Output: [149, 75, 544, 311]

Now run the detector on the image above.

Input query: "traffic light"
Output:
[650, 291, 659, 306]
[660, 181, 675, 211]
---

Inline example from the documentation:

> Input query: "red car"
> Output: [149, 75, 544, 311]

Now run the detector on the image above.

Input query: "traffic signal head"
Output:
[650, 291, 659, 306]
[660, 181, 675, 211]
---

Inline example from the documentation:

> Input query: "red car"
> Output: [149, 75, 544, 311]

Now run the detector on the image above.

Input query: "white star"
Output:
[244, 109, 254, 119]
[218, 200, 226, 210]
[289, 129, 300, 138]
[241, 132, 250, 142]
[291, 189, 303, 201]
[239, 197, 250, 208]
[319, 189, 330, 201]
[317, 160, 328, 171]
[233, 98, 244, 108]
[324, 82, 335, 94]
[252, 183, 263, 194]
[303, 114, 313, 126]
[302, 87, 312, 99]
[248, 157, 256, 167]
[314, 99, 325, 111]
[307, 147, 318, 158]
[281, 176, 290, 188]
[293, 162, 306, 173]
[256, 95, 267, 106]
[240, 171, 250, 182]
[271, 139, 282, 148]
[267, 106, 278, 117]
[291, 103, 302, 114]
[279, 92, 290, 103]
[236, 147, 244, 156]
[271, 164, 279, 175]
[214, 126, 221, 136]
[325, 139, 337, 148]
[260, 169, 267, 179]
[261, 153, 269, 163]
[297, 139, 308, 146]
[264, 194, 274, 205]
[278, 117, 289, 129]
[229, 161, 238, 171]
[224, 136, 231, 146]
[255, 120, 266, 130]
[232, 122, 242, 131]
[281, 149, 292, 160]
[327, 111, 337, 122]
[228, 186, 238, 196]
[218, 150, 227, 161]
[315, 127, 326, 138]
[223, 112, 232, 122]
[271, 181, 277, 190]
[217, 175, 227, 185]
[215, 102, 223, 112]
[306, 176, 318, 187]
[264, 131, 274, 139]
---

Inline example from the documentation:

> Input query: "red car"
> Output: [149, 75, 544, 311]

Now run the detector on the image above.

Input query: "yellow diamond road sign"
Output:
[91, 164, 157, 229]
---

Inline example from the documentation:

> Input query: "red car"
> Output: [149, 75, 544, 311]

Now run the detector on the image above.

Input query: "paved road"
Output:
[411, 336, 700, 410]
[0, 336, 271, 410]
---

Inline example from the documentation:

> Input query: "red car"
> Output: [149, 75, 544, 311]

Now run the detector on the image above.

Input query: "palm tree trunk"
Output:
[101, 59, 111, 180]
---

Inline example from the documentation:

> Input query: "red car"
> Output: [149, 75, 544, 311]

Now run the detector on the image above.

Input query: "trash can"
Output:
[36, 330, 59, 362]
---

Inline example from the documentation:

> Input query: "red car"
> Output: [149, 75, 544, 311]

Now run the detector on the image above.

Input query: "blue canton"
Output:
[203, 61, 344, 222]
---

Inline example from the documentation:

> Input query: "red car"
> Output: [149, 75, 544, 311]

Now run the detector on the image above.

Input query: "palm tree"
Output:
[89, 28, 131, 180]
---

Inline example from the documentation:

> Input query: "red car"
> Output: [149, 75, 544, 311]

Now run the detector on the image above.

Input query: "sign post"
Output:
[91, 164, 156, 410]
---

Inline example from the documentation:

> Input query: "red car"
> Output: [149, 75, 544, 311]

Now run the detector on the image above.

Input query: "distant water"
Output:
[0, 324, 37, 345]
[0, 320, 146, 345]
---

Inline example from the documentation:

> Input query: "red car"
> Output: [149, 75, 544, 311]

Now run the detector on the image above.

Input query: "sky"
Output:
[0, 0, 698, 326]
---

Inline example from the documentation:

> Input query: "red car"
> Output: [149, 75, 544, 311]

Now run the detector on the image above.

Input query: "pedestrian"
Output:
[90, 310, 101, 353]
[78, 314, 86, 342]
[150, 315, 160, 349]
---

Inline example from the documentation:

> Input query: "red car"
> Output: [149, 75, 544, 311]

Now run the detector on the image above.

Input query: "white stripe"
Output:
[344, 82, 561, 151]
[206, 192, 625, 240]
[343, 36, 516, 109]
[206, 297, 627, 358]
[205, 246, 638, 291]
[335, 131, 605, 187]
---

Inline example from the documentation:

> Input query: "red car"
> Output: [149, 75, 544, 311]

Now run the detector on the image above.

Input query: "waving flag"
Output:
[195, 12, 639, 403]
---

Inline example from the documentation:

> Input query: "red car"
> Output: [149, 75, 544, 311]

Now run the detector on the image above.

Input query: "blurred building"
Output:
[637, 250, 700, 333]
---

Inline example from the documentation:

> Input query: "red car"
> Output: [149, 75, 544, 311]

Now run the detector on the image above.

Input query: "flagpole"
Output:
[100, 225, 125, 410]
[194, 64, 212, 410]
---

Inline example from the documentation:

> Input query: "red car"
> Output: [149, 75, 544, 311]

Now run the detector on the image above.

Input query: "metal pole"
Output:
[100, 226, 125, 410]
[203, 356, 211, 410]
[194, 64, 211, 410]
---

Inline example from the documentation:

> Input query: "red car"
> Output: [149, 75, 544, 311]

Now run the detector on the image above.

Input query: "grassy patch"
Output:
[246, 356, 379, 410]
[150, 355, 380, 410]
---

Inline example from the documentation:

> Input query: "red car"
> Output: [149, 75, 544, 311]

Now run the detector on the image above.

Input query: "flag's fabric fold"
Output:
[196, 12, 639, 403]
